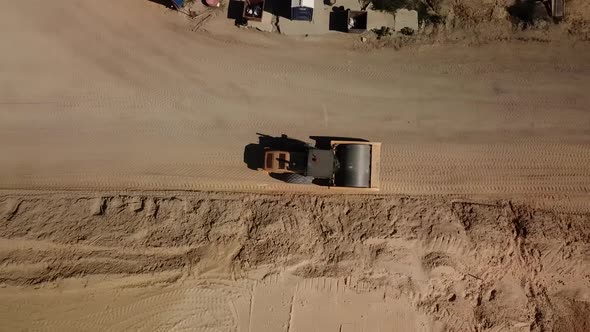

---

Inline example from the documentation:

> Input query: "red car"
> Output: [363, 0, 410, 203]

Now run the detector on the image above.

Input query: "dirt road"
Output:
[1, 0, 590, 195]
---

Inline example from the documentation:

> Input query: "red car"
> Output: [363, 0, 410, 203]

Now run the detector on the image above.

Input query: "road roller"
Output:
[260, 136, 381, 190]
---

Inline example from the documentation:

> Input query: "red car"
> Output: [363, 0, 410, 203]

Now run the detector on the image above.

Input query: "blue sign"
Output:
[292, 7, 313, 21]
[171, 0, 185, 8]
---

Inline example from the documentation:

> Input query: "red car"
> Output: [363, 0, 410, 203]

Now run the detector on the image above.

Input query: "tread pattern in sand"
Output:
[1, 0, 590, 195]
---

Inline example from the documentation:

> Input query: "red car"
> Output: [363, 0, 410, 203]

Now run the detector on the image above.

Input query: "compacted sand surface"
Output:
[1, 0, 590, 196]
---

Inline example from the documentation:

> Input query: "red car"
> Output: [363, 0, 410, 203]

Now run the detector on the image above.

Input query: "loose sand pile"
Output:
[1, 192, 588, 331]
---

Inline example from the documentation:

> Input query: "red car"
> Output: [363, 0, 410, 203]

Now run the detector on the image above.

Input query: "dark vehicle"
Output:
[260, 137, 381, 190]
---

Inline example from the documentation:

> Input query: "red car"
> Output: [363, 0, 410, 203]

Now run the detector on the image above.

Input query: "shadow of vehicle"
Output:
[329, 6, 348, 32]
[311, 178, 331, 186]
[243, 143, 264, 170]
[269, 172, 314, 184]
[507, 0, 553, 25]
[264, 0, 292, 20]
[243, 133, 310, 171]
[227, 0, 249, 26]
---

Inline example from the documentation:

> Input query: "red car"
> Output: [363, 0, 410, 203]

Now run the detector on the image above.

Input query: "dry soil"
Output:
[0, 192, 589, 331]
[1, 0, 590, 196]
[1, 0, 589, 331]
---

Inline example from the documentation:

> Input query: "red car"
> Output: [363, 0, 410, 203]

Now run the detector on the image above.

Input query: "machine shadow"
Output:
[264, 0, 292, 20]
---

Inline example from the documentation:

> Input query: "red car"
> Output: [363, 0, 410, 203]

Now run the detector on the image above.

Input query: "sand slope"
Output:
[0, 192, 589, 331]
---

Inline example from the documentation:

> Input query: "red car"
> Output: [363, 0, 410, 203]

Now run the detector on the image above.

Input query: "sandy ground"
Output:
[1, 0, 590, 331]
[1, 0, 590, 196]
[0, 191, 589, 331]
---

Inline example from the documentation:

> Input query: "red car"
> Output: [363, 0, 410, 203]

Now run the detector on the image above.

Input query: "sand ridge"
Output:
[0, 192, 589, 331]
